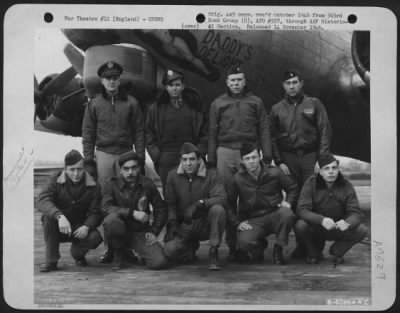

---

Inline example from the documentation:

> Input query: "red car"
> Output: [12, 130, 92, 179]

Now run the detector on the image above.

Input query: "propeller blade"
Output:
[42, 66, 77, 95]
[64, 43, 84, 76]
[34, 75, 39, 90]
[37, 114, 69, 134]
[61, 87, 86, 101]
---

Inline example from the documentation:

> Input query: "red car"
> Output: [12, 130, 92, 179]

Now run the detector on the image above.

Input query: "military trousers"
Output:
[237, 206, 296, 254]
[103, 213, 168, 269]
[216, 146, 242, 247]
[95, 150, 121, 193]
[164, 205, 226, 261]
[41, 215, 103, 263]
[294, 219, 368, 258]
[281, 151, 317, 188]
[156, 150, 181, 196]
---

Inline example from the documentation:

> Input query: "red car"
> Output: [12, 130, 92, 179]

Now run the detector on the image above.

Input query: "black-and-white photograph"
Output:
[32, 27, 372, 305]
[3, 4, 397, 310]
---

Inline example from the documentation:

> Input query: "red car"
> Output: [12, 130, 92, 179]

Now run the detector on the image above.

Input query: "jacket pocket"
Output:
[277, 132, 291, 147]
[219, 115, 234, 135]
[301, 111, 318, 141]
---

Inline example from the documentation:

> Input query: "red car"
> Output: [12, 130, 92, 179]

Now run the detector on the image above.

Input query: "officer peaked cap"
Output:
[97, 61, 123, 78]
[282, 69, 302, 82]
[227, 65, 245, 77]
[162, 69, 184, 85]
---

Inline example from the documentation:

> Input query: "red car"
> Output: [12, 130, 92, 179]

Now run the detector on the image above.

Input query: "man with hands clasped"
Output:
[37, 150, 103, 272]
[270, 69, 333, 260]
[163, 142, 227, 270]
[102, 151, 168, 270]
[225, 144, 298, 265]
[294, 154, 368, 264]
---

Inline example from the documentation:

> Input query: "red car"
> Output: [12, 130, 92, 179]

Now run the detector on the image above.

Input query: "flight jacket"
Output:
[37, 171, 103, 231]
[165, 159, 226, 224]
[145, 87, 208, 164]
[225, 162, 298, 227]
[296, 172, 364, 228]
[102, 174, 167, 236]
[82, 87, 145, 161]
[270, 93, 332, 165]
[208, 91, 272, 164]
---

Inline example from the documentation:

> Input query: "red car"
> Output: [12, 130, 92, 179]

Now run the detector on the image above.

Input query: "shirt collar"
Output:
[238, 161, 267, 177]
[176, 158, 207, 177]
[169, 97, 183, 108]
[57, 171, 96, 187]
[116, 174, 144, 190]
[316, 172, 346, 189]
[284, 91, 305, 104]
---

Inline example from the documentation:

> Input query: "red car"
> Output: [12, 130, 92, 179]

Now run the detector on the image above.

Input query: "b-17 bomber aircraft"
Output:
[34, 29, 370, 162]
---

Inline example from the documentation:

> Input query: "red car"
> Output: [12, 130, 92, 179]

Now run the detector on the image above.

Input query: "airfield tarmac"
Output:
[33, 169, 371, 306]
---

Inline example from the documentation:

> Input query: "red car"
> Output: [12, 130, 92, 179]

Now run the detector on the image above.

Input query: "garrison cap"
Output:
[162, 69, 184, 85]
[64, 149, 83, 166]
[240, 143, 259, 158]
[118, 150, 139, 167]
[318, 154, 339, 168]
[179, 142, 200, 156]
[97, 61, 123, 78]
[282, 69, 302, 82]
[227, 65, 244, 77]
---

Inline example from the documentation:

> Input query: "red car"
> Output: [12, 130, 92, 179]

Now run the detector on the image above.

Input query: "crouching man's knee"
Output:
[208, 204, 226, 218]
[294, 219, 312, 236]
[163, 238, 184, 261]
[103, 213, 126, 237]
[236, 232, 257, 252]
[352, 223, 369, 242]
[146, 253, 168, 270]
[88, 229, 103, 248]
[278, 206, 296, 224]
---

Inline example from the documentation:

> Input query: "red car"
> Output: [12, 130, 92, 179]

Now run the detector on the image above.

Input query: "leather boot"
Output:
[332, 256, 345, 265]
[208, 246, 221, 271]
[191, 241, 200, 262]
[39, 262, 58, 272]
[111, 249, 128, 270]
[250, 238, 268, 263]
[99, 247, 114, 264]
[226, 245, 237, 262]
[75, 256, 88, 267]
[290, 242, 307, 259]
[123, 249, 139, 264]
[273, 244, 285, 265]
[250, 248, 264, 263]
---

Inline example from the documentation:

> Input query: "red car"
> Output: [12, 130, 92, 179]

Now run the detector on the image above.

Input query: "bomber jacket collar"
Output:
[156, 87, 202, 112]
[226, 85, 251, 98]
[316, 172, 346, 189]
[176, 158, 207, 177]
[284, 91, 305, 105]
[237, 161, 270, 179]
[115, 174, 145, 190]
[57, 171, 96, 187]
[101, 86, 128, 101]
